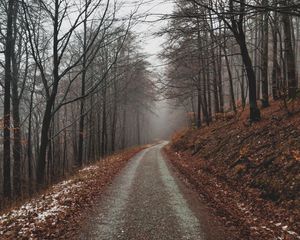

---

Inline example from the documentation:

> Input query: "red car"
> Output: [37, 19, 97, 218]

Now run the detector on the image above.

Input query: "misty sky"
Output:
[119, 0, 187, 139]
[128, 0, 185, 139]
[120, 0, 174, 69]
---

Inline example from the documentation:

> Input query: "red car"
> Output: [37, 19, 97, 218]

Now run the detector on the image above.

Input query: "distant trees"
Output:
[162, 0, 300, 125]
[0, 0, 155, 206]
[1, 0, 299, 207]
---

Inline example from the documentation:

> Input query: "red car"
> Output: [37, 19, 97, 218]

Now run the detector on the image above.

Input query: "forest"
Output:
[0, 0, 299, 239]
[0, 0, 155, 205]
[162, 0, 300, 125]
[161, 1, 300, 238]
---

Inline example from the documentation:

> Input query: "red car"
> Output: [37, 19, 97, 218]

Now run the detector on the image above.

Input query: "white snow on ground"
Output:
[0, 150, 142, 239]
[0, 178, 84, 238]
[79, 165, 99, 172]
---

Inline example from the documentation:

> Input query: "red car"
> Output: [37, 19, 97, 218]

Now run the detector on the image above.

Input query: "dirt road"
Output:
[79, 143, 232, 240]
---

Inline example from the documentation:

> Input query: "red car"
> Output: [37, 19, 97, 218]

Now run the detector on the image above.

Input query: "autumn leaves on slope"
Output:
[166, 101, 300, 240]
[0, 147, 146, 239]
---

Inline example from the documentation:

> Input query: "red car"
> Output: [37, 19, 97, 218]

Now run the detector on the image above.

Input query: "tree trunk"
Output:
[121, 107, 126, 149]
[282, 1, 297, 99]
[217, 27, 224, 113]
[272, 6, 280, 100]
[206, 62, 212, 121]
[37, 1, 60, 187]
[77, 1, 88, 167]
[27, 69, 36, 195]
[261, 0, 270, 107]
[241, 67, 246, 109]
[223, 40, 237, 113]
[11, 3, 23, 198]
[101, 78, 107, 157]
[237, 33, 261, 121]
[136, 110, 141, 145]
[208, 14, 220, 113]
[196, 89, 202, 128]
[256, 13, 262, 100]
[3, 0, 15, 199]
[201, 69, 210, 126]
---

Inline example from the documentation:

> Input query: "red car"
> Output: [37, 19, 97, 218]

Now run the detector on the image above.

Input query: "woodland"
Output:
[0, 1, 299, 237]
[162, 0, 300, 125]
[162, 1, 300, 238]
[0, 0, 155, 205]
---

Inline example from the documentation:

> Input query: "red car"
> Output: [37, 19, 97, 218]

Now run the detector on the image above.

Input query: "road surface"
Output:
[79, 143, 232, 240]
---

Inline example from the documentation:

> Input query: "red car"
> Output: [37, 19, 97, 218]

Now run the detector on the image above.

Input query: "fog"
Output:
[146, 101, 188, 141]
[119, 0, 186, 141]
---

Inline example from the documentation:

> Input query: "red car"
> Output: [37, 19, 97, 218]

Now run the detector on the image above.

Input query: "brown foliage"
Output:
[0, 146, 147, 239]
[166, 101, 300, 239]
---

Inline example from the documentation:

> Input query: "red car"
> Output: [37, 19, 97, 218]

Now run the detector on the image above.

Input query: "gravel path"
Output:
[79, 143, 232, 240]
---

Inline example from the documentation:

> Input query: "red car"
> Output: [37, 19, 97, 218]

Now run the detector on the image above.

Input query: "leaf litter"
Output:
[0, 146, 147, 239]
[165, 101, 300, 240]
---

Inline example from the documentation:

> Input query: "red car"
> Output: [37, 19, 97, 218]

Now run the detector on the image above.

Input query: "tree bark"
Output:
[77, 0, 88, 167]
[282, 0, 297, 99]
[37, 0, 60, 187]
[237, 34, 261, 121]
[223, 37, 237, 113]
[196, 89, 202, 128]
[261, 0, 270, 107]
[272, 5, 280, 100]
[230, 0, 260, 121]
[3, 0, 15, 199]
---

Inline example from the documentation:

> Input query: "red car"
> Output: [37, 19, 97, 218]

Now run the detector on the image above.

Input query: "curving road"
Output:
[79, 143, 232, 240]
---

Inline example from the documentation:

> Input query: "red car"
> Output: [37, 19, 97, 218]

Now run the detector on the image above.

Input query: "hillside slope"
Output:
[165, 101, 300, 240]
[0, 146, 147, 239]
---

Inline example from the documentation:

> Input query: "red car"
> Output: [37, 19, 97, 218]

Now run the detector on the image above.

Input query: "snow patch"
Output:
[282, 225, 288, 231]
[79, 165, 99, 172]
[0, 177, 84, 238]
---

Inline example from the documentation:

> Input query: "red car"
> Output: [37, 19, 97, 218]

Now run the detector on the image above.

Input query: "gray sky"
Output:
[120, 0, 174, 70]
[118, 0, 185, 139]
